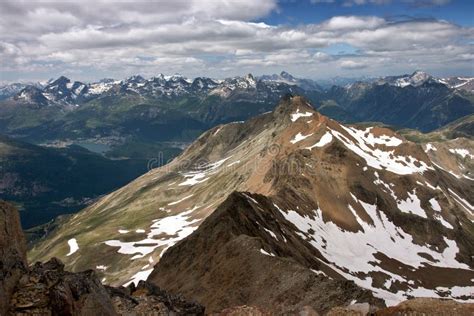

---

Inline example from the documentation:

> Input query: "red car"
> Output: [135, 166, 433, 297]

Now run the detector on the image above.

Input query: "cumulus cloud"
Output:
[0, 0, 472, 81]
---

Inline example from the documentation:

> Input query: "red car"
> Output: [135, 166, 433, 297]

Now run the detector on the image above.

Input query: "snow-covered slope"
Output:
[374, 71, 474, 92]
[259, 71, 322, 91]
[30, 96, 474, 308]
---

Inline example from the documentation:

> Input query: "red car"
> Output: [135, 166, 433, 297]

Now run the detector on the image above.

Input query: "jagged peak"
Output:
[280, 71, 295, 80]
[244, 73, 255, 79]
[48, 76, 71, 86]
[411, 70, 430, 77]
[125, 74, 145, 83]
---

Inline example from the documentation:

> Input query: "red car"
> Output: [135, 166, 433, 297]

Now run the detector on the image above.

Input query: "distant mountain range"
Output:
[0, 71, 472, 142]
[1, 71, 473, 229]
[29, 96, 474, 313]
[1, 70, 472, 104]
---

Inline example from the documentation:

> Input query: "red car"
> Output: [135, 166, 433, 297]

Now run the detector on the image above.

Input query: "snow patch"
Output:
[279, 197, 470, 306]
[434, 214, 454, 229]
[425, 143, 437, 152]
[330, 125, 432, 175]
[429, 198, 441, 212]
[290, 132, 313, 144]
[306, 131, 333, 149]
[105, 209, 199, 260]
[178, 157, 232, 186]
[449, 148, 473, 159]
[66, 238, 79, 256]
[397, 190, 427, 218]
[260, 249, 275, 257]
[290, 109, 313, 122]
[123, 268, 154, 287]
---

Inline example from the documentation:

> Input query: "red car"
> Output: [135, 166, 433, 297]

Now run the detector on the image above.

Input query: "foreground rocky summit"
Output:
[0, 201, 204, 315]
[30, 96, 474, 312]
[148, 192, 384, 314]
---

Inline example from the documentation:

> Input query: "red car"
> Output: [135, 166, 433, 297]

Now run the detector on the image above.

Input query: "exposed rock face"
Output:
[10, 258, 117, 315]
[0, 201, 28, 315]
[0, 201, 204, 315]
[109, 281, 205, 315]
[30, 96, 474, 308]
[148, 192, 384, 314]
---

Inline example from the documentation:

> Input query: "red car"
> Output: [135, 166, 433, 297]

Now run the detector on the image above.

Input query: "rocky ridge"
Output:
[0, 201, 204, 315]
[29, 96, 474, 311]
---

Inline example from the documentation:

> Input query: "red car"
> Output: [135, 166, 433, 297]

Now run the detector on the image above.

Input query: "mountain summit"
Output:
[30, 96, 474, 312]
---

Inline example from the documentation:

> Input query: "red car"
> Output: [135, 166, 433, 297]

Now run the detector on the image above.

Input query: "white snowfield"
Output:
[290, 132, 313, 144]
[104, 208, 200, 285]
[66, 238, 79, 256]
[87, 82, 113, 95]
[329, 125, 432, 175]
[278, 196, 472, 306]
[449, 148, 474, 159]
[425, 143, 437, 152]
[124, 268, 154, 287]
[306, 131, 332, 149]
[396, 190, 427, 218]
[429, 198, 442, 212]
[290, 109, 313, 122]
[260, 248, 275, 257]
[178, 156, 232, 186]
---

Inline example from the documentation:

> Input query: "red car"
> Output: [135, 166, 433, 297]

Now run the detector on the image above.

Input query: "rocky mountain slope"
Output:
[0, 200, 204, 315]
[29, 96, 474, 312]
[149, 191, 384, 314]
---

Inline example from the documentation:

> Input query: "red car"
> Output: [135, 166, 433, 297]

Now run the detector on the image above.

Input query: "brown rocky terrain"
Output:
[29, 96, 474, 312]
[149, 192, 384, 314]
[375, 298, 474, 315]
[0, 200, 204, 315]
[0, 201, 28, 315]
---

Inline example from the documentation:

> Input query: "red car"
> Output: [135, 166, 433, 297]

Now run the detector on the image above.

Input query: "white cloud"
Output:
[340, 60, 368, 69]
[0, 0, 472, 81]
[324, 16, 385, 30]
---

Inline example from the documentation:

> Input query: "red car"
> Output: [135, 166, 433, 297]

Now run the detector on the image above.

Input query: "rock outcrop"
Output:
[0, 200, 204, 315]
[0, 201, 28, 315]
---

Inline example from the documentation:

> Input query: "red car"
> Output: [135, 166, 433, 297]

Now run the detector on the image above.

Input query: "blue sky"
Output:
[265, 0, 474, 26]
[0, 0, 473, 82]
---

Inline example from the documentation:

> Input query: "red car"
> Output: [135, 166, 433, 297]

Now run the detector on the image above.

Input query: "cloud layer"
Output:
[0, 0, 472, 81]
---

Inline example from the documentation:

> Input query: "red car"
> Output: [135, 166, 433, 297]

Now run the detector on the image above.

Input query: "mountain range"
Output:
[1, 71, 473, 230]
[0, 71, 471, 145]
[29, 96, 474, 313]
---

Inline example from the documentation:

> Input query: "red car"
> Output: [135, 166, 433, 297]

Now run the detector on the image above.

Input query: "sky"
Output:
[0, 0, 473, 83]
